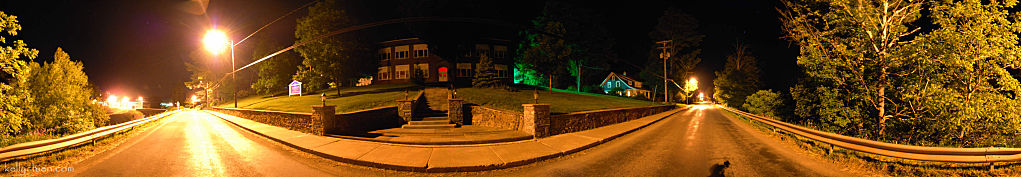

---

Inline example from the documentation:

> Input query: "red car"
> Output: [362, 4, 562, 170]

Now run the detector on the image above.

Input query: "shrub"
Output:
[742, 90, 783, 118]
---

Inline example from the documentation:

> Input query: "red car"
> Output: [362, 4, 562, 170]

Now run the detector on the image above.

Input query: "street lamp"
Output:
[203, 29, 237, 108]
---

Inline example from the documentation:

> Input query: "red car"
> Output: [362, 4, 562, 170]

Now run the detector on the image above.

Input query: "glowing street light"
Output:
[203, 28, 237, 108]
[203, 29, 230, 55]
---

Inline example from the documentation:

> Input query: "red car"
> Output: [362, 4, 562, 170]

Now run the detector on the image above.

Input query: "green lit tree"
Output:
[0, 11, 39, 139]
[517, 1, 615, 89]
[518, 20, 572, 89]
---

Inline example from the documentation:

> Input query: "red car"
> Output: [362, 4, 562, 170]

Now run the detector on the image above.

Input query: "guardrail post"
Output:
[827, 144, 833, 155]
[990, 162, 995, 171]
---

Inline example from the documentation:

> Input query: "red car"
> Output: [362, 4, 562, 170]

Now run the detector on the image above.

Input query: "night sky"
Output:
[1, 0, 795, 102]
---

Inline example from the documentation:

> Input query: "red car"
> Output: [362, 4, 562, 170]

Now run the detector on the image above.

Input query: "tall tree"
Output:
[0, 11, 39, 139]
[183, 50, 216, 105]
[250, 38, 300, 95]
[713, 43, 760, 108]
[27, 48, 108, 135]
[518, 20, 572, 89]
[902, 0, 1021, 146]
[294, 0, 372, 94]
[780, 0, 923, 137]
[517, 1, 615, 90]
[641, 7, 703, 101]
[472, 54, 501, 87]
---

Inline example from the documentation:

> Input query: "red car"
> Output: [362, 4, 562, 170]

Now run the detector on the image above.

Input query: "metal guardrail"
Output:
[719, 105, 1021, 163]
[0, 109, 182, 162]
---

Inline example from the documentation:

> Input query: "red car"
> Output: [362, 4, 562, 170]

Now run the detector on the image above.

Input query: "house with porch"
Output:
[599, 72, 650, 99]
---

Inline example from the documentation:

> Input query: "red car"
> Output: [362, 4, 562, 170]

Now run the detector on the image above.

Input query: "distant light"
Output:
[203, 29, 229, 55]
[107, 95, 118, 106]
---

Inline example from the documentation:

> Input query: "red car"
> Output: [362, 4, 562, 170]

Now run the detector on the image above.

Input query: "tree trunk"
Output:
[576, 63, 581, 92]
[878, 67, 887, 136]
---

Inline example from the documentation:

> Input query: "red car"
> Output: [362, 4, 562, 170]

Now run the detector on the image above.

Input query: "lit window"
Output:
[395, 45, 409, 60]
[377, 67, 390, 80]
[494, 45, 507, 58]
[438, 67, 448, 82]
[495, 64, 508, 78]
[416, 63, 429, 78]
[457, 63, 473, 77]
[396, 65, 410, 79]
[413, 44, 428, 58]
[475, 44, 489, 57]
[379, 47, 391, 61]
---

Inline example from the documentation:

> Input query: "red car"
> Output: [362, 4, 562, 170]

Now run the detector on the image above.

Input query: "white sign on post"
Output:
[289, 81, 302, 96]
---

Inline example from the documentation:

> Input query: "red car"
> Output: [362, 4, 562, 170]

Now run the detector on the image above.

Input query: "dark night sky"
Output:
[1, 0, 796, 101]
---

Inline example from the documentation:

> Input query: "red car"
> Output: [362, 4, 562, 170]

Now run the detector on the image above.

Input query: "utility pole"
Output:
[656, 40, 672, 103]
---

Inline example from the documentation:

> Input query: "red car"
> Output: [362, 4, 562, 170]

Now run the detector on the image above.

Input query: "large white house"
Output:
[598, 72, 650, 98]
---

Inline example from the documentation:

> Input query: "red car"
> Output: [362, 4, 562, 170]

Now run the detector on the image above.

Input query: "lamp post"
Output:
[203, 29, 237, 108]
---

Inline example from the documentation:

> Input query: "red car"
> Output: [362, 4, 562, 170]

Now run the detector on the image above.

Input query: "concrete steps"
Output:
[408, 120, 451, 125]
[402, 124, 457, 129]
[404, 115, 457, 129]
[420, 117, 450, 121]
[423, 88, 449, 111]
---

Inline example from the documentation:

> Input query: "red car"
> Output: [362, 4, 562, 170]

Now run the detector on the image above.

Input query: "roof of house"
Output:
[599, 72, 643, 89]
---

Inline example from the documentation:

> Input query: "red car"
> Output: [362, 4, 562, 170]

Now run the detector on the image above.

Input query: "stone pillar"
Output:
[397, 100, 414, 123]
[311, 105, 335, 136]
[522, 104, 551, 138]
[448, 99, 464, 125]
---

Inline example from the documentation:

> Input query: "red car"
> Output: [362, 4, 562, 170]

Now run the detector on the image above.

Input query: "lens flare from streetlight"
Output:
[203, 29, 229, 55]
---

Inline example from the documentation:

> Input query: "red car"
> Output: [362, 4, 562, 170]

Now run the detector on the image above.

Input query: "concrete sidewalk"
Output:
[204, 106, 688, 172]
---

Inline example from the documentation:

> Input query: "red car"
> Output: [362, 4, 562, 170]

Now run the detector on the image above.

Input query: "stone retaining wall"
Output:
[209, 106, 403, 135]
[547, 105, 674, 135]
[334, 106, 402, 133]
[209, 107, 316, 134]
[467, 106, 522, 130]
[468, 104, 674, 137]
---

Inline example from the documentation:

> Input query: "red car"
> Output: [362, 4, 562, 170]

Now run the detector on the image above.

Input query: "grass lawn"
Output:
[218, 83, 419, 113]
[458, 86, 667, 114]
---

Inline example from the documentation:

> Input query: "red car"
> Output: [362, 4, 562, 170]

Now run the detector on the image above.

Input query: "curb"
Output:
[205, 106, 688, 172]
[325, 133, 534, 146]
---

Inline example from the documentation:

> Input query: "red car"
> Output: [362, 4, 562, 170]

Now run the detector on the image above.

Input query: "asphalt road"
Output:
[472, 105, 852, 177]
[54, 106, 851, 176]
[57, 110, 408, 177]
